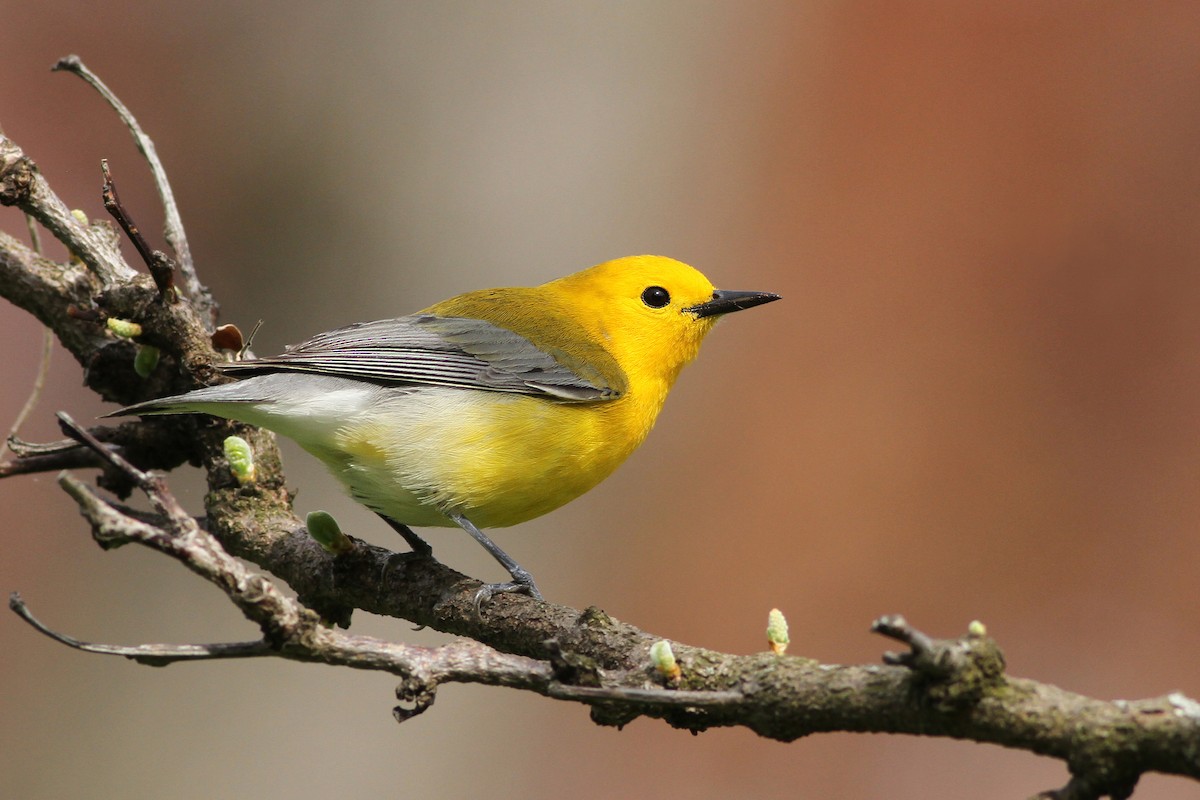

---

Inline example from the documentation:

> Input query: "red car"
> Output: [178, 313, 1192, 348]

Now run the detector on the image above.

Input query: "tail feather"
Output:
[106, 374, 319, 418]
[106, 373, 387, 427]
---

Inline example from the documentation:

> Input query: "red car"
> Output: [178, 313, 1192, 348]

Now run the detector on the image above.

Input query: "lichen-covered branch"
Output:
[2, 63, 1198, 800]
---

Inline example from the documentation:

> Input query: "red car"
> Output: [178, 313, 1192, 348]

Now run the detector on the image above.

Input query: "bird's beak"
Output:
[685, 289, 781, 318]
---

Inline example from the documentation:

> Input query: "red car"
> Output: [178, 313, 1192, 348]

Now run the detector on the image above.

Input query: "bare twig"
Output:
[56, 412, 193, 529]
[5, 435, 88, 457]
[23, 211, 41, 252]
[101, 159, 177, 300]
[873, 613, 983, 680]
[1, 421, 200, 499]
[3, 213, 54, 458]
[10, 593, 272, 665]
[0, 444, 105, 477]
[4, 329, 56, 451]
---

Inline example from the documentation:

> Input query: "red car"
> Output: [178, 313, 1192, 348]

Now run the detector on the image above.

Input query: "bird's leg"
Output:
[377, 513, 433, 556]
[448, 512, 543, 610]
[377, 514, 435, 601]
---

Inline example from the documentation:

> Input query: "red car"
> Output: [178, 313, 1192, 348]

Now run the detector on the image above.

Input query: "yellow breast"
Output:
[328, 384, 665, 528]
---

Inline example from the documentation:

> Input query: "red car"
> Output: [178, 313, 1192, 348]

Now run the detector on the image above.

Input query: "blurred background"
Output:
[3, 2, 1199, 798]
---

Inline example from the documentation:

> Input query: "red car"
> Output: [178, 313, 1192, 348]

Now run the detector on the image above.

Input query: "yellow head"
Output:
[544, 255, 732, 394]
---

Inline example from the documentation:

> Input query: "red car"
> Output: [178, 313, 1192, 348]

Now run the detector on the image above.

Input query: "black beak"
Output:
[685, 289, 781, 319]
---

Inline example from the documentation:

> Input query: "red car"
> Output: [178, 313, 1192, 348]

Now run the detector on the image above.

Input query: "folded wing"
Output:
[220, 315, 623, 402]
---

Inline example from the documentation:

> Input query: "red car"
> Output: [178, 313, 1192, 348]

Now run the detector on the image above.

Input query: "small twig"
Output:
[56, 411, 191, 527]
[10, 592, 272, 665]
[100, 159, 176, 301]
[872, 613, 974, 679]
[53, 55, 212, 325]
[4, 435, 87, 457]
[3, 214, 54, 458]
[56, 411, 151, 487]
[872, 614, 936, 661]
[23, 211, 41, 252]
[3, 423, 201, 492]
[0, 445, 105, 478]
[6, 422, 167, 458]
[3, 328, 53, 458]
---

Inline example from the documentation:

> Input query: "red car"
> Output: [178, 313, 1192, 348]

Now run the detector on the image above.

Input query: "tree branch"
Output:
[2, 63, 1197, 800]
[10, 593, 274, 664]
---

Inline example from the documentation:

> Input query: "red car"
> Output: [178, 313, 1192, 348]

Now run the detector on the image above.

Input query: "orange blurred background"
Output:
[3, 3, 1199, 798]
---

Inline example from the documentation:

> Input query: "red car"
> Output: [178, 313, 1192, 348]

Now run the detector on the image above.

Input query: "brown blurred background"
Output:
[3, 2, 1199, 798]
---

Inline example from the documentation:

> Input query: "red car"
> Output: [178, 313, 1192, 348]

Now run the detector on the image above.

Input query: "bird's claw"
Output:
[472, 578, 543, 617]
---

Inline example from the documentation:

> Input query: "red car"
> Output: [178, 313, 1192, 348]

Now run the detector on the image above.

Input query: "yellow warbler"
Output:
[116, 255, 779, 603]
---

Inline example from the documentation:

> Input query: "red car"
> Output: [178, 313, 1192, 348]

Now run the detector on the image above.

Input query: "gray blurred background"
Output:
[3, 2, 1199, 798]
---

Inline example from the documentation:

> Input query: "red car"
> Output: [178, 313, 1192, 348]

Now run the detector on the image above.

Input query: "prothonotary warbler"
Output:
[115, 255, 779, 606]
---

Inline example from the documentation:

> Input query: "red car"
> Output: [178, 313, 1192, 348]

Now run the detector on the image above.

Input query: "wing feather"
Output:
[219, 315, 622, 402]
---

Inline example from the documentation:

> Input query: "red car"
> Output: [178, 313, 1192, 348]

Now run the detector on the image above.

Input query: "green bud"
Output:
[222, 435, 256, 484]
[649, 639, 681, 680]
[133, 345, 160, 378]
[967, 620, 987, 638]
[106, 318, 143, 338]
[306, 510, 354, 554]
[767, 608, 790, 655]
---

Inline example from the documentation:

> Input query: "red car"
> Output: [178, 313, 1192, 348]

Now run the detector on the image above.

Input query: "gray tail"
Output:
[104, 373, 347, 418]
[104, 382, 264, 418]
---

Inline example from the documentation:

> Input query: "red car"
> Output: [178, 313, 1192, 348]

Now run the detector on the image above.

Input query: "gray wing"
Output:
[219, 314, 621, 402]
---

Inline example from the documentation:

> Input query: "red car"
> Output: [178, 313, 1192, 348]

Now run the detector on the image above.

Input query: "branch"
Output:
[10, 594, 273, 664]
[101, 158, 178, 301]
[2, 63, 1198, 800]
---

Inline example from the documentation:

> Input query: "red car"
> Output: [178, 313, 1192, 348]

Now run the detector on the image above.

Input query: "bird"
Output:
[114, 255, 780, 606]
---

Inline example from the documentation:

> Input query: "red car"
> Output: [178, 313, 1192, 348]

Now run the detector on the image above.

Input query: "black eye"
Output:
[641, 286, 671, 308]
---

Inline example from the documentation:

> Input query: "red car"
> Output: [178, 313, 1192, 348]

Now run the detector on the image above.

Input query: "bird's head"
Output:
[545, 255, 780, 387]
